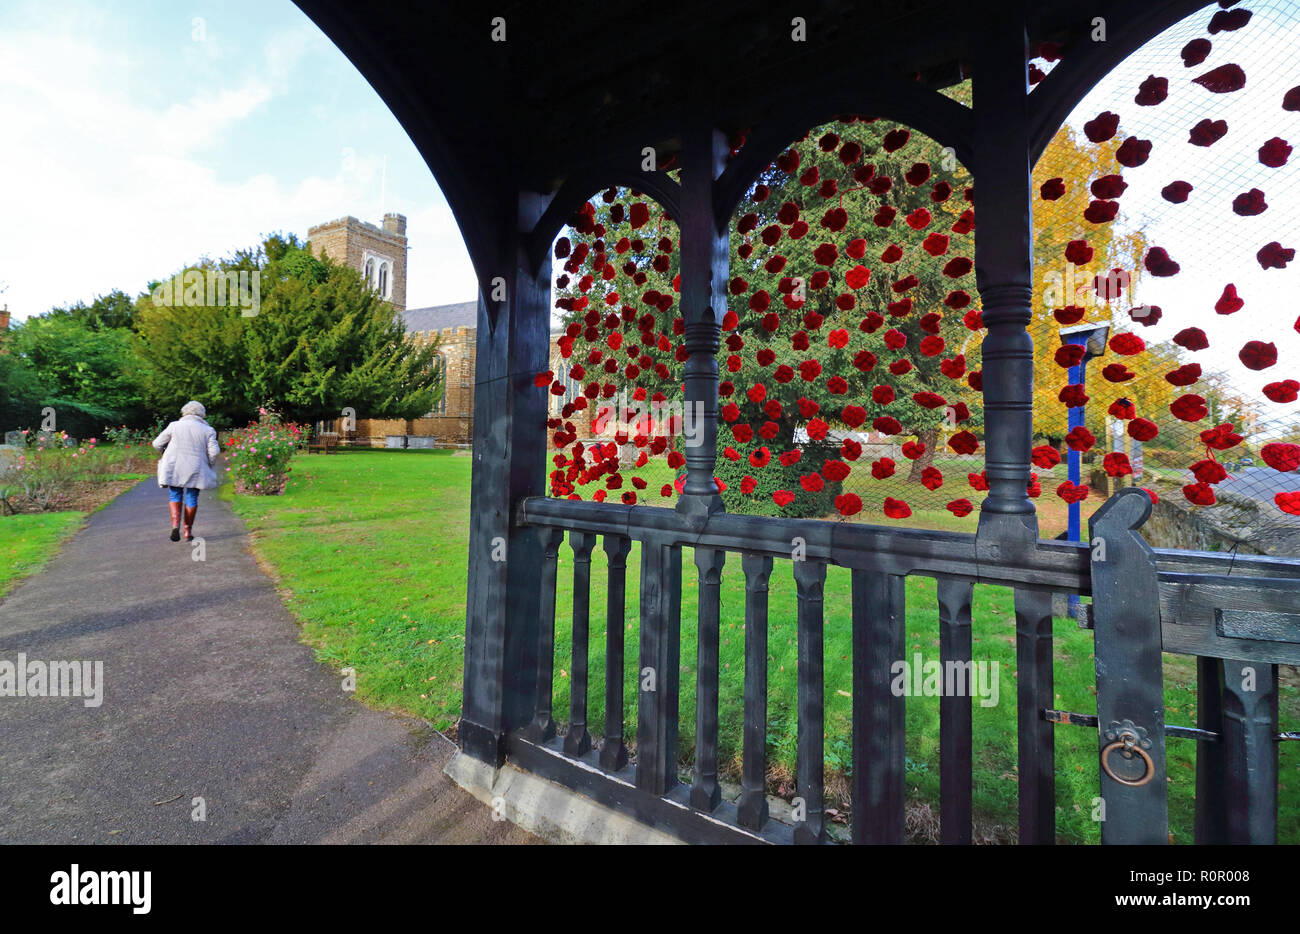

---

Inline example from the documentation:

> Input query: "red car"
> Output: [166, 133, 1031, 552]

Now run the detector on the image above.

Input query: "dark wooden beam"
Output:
[458, 192, 554, 765]
[525, 168, 682, 276]
[1027, 0, 1215, 165]
[715, 74, 975, 227]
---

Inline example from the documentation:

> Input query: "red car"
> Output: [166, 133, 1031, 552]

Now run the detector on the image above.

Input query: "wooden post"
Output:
[794, 560, 827, 845]
[675, 119, 730, 518]
[970, 10, 1051, 845]
[636, 536, 683, 795]
[1014, 587, 1055, 843]
[1090, 489, 1168, 844]
[690, 547, 726, 811]
[600, 534, 632, 771]
[522, 526, 564, 743]
[1220, 660, 1279, 844]
[851, 571, 906, 844]
[564, 530, 597, 757]
[459, 192, 554, 766]
[971, 9, 1039, 554]
[1194, 657, 1228, 844]
[937, 578, 975, 845]
[737, 553, 773, 830]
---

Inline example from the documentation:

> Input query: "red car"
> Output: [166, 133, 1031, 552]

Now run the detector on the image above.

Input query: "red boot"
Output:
[183, 505, 197, 542]
[169, 501, 182, 541]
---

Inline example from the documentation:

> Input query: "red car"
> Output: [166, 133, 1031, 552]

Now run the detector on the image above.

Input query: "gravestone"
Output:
[0, 432, 20, 472]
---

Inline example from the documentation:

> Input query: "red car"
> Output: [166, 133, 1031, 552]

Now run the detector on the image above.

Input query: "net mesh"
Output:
[540, 1, 1300, 552]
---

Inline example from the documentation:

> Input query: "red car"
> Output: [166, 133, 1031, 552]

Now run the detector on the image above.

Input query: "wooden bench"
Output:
[307, 433, 340, 454]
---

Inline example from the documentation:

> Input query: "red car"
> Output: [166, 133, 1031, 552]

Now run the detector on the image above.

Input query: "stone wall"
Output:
[407, 325, 474, 443]
[1141, 488, 1267, 555]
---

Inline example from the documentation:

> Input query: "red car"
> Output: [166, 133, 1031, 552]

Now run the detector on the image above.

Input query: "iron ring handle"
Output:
[1100, 736, 1155, 787]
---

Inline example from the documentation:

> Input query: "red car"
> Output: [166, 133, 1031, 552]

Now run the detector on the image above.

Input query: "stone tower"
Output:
[307, 213, 408, 312]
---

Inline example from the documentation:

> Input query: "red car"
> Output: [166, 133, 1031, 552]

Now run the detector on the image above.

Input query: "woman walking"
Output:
[152, 401, 220, 541]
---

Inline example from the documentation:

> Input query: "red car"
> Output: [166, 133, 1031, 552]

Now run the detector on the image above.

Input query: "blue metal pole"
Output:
[1065, 346, 1089, 617]
[1067, 358, 1083, 545]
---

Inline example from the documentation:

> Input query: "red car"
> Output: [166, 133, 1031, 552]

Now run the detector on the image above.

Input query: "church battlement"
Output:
[308, 213, 408, 312]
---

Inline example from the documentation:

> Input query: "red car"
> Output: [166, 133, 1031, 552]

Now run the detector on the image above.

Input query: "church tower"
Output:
[307, 213, 408, 312]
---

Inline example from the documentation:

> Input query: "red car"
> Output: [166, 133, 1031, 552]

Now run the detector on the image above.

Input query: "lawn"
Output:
[0, 511, 87, 598]
[230, 448, 1299, 843]
[0, 440, 155, 599]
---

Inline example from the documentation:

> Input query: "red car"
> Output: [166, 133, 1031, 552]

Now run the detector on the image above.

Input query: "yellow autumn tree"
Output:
[1028, 125, 1173, 446]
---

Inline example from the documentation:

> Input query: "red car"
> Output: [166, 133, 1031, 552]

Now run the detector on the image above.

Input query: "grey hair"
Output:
[181, 401, 206, 418]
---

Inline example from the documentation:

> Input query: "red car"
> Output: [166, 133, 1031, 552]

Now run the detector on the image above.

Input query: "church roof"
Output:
[401, 301, 477, 333]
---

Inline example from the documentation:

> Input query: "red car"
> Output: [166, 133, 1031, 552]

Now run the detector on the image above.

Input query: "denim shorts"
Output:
[167, 486, 200, 508]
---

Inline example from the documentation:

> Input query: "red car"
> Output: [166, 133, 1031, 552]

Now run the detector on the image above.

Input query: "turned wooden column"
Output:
[675, 118, 729, 518]
[972, 10, 1039, 550]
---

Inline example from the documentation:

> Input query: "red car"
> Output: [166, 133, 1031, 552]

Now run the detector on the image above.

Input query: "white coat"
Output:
[153, 415, 220, 490]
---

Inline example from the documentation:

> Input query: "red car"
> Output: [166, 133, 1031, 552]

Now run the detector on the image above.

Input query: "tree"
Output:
[1029, 125, 1152, 446]
[134, 262, 255, 429]
[2, 284, 150, 433]
[47, 289, 138, 332]
[134, 235, 442, 428]
[243, 240, 443, 424]
[0, 326, 48, 433]
[9, 315, 146, 416]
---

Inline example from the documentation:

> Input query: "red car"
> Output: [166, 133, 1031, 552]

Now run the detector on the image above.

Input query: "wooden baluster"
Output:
[522, 527, 564, 743]
[851, 571, 906, 844]
[793, 560, 827, 844]
[691, 547, 725, 811]
[599, 535, 631, 771]
[737, 554, 773, 831]
[1194, 657, 1228, 844]
[1014, 586, 1055, 843]
[1221, 660, 1279, 844]
[636, 536, 683, 795]
[938, 578, 975, 845]
[564, 531, 596, 757]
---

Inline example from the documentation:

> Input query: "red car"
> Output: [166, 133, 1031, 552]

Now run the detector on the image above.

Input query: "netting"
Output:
[539, 0, 1299, 549]
[542, 119, 983, 524]
[1028, 0, 1300, 551]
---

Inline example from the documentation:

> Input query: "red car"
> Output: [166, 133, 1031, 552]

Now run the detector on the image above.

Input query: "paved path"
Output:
[0, 479, 536, 845]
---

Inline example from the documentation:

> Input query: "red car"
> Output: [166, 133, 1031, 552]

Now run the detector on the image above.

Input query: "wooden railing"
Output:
[504, 489, 1300, 844]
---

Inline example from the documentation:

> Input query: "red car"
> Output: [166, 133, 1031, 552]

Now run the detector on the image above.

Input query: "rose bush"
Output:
[224, 412, 304, 495]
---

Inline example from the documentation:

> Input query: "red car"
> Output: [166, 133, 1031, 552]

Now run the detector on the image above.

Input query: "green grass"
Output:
[223, 450, 474, 727]
[0, 511, 87, 598]
[231, 449, 1299, 843]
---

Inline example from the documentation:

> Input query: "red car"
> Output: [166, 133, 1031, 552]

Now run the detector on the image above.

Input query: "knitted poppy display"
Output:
[834, 493, 862, 517]
[883, 497, 912, 519]
[1261, 443, 1300, 473]
[1056, 481, 1089, 504]
[544, 42, 1300, 524]
[946, 499, 974, 517]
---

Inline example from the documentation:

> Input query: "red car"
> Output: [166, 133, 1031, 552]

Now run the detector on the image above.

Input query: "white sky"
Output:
[1042, 0, 1300, 432]
[0, 0, 477, 321]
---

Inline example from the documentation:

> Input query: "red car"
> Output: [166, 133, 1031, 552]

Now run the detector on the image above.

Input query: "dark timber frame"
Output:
[295, 0, 1299, 843]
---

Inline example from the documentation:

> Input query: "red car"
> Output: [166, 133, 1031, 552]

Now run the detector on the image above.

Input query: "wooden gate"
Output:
[489, 487, 1300, 844]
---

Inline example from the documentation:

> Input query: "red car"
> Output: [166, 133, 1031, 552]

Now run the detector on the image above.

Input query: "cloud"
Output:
[0, 3, 475, 320]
